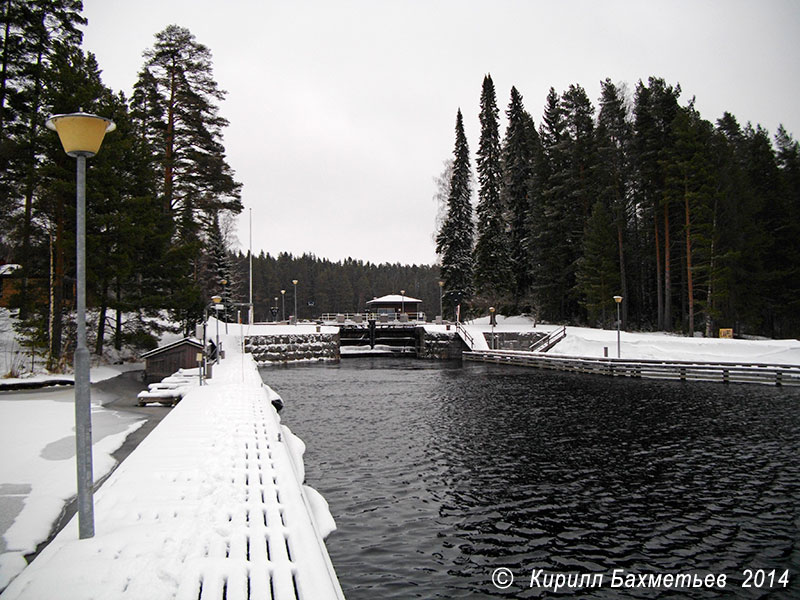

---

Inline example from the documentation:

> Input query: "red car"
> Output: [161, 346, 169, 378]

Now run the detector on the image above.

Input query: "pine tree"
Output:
[474, 75, 512, 304]
[436, 109, 474, 317]
[133, 24, 242, 227]
[2, 0, 85, 317]
[596, 79, 632, 327]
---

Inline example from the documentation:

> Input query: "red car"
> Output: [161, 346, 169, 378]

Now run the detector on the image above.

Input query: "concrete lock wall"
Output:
[245, 333, 340, 365]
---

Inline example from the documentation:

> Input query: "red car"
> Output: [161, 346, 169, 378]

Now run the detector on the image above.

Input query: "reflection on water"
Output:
[261, 358, 800, 599]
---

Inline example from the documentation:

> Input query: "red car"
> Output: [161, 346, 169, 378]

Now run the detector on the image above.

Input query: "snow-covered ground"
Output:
[2, 335, 343, 600]
[454, 315, 800, 365]
[0, 364, 146, 590]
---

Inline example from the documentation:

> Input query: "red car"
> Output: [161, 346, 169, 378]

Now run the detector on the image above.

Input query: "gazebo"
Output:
[365, 294, 423, 321]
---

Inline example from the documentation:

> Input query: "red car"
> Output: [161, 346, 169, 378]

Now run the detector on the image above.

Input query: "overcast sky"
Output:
[81, 0, 800, 266]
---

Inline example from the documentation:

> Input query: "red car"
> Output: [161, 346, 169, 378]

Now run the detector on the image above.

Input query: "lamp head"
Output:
[45, 112, 115, 157]
[613, 295, 623, 303]
[211, 295, 222, 304]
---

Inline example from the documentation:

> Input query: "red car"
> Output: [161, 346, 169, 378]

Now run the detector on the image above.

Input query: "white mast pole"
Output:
[249, 207, 254, 324]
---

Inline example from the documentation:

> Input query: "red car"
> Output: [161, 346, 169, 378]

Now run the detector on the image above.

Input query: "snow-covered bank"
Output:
[456, 316, 800, 365]
[0, 383, 145, 589]
[2, 335, 344, 599]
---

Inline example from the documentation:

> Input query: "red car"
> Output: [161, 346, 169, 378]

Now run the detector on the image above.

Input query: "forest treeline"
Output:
[1, 3, 242, 368]
[436, 74, 800, 338]
[237, 252, 441, 322]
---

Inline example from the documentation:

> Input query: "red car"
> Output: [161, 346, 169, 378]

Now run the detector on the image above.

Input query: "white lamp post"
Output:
[613, 295, 623, 358]
[45, 112, 115, 540]
[400, 289, 405, 319]
[281, 289, 286, 322]
[292, 279, 298, 324]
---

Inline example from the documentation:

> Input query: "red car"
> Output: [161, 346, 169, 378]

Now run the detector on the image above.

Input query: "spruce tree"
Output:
[474, 75, 512, 304]
[501, 86, 537, 304]
[436, 109, 474, 317]
[576, 201, 618, 326]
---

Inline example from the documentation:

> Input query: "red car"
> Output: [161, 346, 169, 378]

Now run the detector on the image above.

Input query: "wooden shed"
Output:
[141, 338, 204, 383]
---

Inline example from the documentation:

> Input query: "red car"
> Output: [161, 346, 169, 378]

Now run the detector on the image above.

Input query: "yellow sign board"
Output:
[719, 328, 733, 339]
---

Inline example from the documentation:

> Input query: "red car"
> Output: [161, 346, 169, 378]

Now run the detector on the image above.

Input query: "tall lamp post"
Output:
[400, 289, 406, 319]
[212, 295, 222, 363]
[292, 279, 298, 324]
[438, 281, 444, 320]
[489, 306, 496, 350]
[613, 295, 623, 358]
[45, 112, 115, 540]
[281, 289, 286, 322]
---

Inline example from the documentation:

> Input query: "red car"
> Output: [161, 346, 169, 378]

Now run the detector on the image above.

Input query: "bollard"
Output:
[603, 346, 608, 357]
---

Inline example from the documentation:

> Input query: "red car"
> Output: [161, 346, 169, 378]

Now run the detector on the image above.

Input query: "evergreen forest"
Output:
[436, 75, 800, 338]
[2, 3, 799, 376]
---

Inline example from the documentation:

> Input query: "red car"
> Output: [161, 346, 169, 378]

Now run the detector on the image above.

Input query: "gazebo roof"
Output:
[366, 294, 422, 305]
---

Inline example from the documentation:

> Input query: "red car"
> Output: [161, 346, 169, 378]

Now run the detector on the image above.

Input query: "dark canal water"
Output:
[260, 358, 800, 599]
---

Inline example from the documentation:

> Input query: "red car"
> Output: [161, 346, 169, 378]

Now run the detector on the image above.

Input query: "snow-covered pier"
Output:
[2, 337, 345, 600]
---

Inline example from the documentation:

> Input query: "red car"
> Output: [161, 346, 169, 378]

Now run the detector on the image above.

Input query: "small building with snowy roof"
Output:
[141, 337, 204, 383]
[366, 294, 423, 321]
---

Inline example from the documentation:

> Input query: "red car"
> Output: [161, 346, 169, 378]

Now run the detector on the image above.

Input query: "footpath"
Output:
[1, 335, 345, 600]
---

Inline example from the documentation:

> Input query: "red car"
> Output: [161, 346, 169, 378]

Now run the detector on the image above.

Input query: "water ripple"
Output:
[262, 360, 800, 599]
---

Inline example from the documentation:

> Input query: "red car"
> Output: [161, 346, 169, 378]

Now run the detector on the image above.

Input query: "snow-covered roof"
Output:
[140, 337, 203, 358]
[0, 263, 21, 276]
[366, 294, 423, 305]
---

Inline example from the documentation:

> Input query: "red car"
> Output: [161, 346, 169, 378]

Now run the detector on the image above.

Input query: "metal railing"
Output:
[463, 350, 800, 386]
[455, 321, 475, 349]
[529, 325, 567, 352]
[319, 312, 426, 323]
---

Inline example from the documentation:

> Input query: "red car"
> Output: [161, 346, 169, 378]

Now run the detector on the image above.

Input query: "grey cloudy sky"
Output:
[81, 0, 800, 266]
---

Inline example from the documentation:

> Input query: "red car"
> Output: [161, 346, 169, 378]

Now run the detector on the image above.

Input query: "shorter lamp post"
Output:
[489, 306, 496, 349]
[212, 295, 222, 363]
[292, 280, 298, 324]
[46, 111, 115, 540]
[400, 289, 406, 319]
[281, 289, 286, 322]
[613, 295, 623, 358]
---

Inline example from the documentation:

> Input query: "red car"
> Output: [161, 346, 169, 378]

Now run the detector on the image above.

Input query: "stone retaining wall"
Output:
[245, 333, 340, 364]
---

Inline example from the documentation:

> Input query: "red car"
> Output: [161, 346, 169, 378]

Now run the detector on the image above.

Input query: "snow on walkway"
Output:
[1, 337, 344, 600]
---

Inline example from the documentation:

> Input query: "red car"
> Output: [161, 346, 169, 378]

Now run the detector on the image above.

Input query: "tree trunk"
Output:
[47, 197, 65, 370]
[684, 175, 694, 336]
[95, 280, 108, 355]
[663, 200, 672, 331]
[19, 26, 46, 320]
[616, 216, 628, 329]
[704, 202, 717, 338]
[163, 66, 176, 213]
[114, 279, 123, 351]
[654, 204, 663, 329]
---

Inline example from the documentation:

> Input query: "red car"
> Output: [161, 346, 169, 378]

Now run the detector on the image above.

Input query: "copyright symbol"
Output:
[492, 567, 514, 590]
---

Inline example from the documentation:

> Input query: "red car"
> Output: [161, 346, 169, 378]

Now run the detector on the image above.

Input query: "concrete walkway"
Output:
[2, 336, 345, 600]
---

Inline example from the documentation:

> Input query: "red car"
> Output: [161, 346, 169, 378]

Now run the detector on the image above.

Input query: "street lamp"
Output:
[489, 306, 496, 349]
[400, 289, 405, 320]
[438, 281, 444, 321]
[292, 280, 298, 324]
[281, 289, 286, 322]
[212, 295, 223, 363]
[45, 111, 116, 540]
[613, 295, 623, 358]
